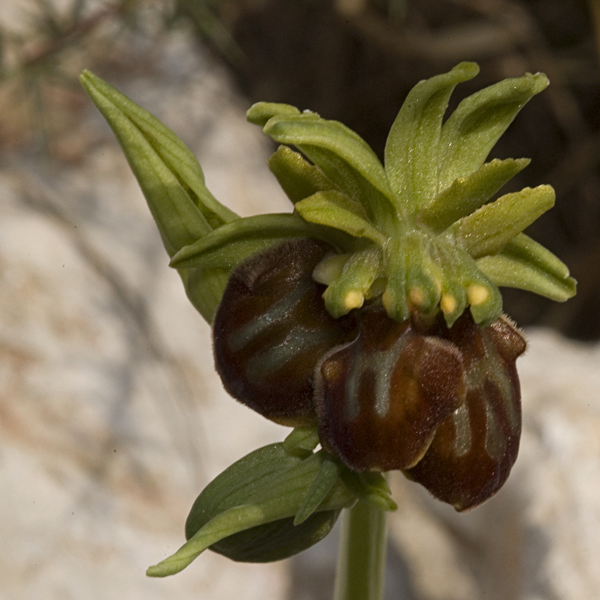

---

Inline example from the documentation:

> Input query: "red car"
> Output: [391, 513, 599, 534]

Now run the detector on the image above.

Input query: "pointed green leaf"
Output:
[147, 451, 355, 577]
[247, 101, 303, 126]
[419, 158, 530, 232]
[268, 145, 338, 204]
[295, 191, 387, 245]
[457, 185, 555, 258]
[262, 114, 396, 227]
[170, 213, 329, 270]
[476, 233, 576, 301]
[384, 62, 480, 214]
[80, 71, 211, 257]
[80, 71, 238, 234]
[439, 72, 549, 190]
[294, 455, 342, 525]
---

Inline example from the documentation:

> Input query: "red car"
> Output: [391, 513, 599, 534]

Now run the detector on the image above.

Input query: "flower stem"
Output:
[333, 500, 388, 600]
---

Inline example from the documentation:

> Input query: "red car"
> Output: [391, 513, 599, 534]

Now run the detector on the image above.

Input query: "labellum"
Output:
[213, 238, 527, 510]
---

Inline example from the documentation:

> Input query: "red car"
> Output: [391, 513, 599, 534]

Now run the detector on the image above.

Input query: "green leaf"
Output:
[476, 233, 576, 301]
[170, 213, 326, 270]
[80, 70, 237, 323]
[457, 185, 555, 258]
[268, 145, 338, 204]
[419, 158, 530, 233]
[294, 455, 343, 525]
[80, 71, 238, 235]
[262, 114, 396, 227]
[295, 191, 387, 245]
[384, 62, 480, 214]
[439, 72, 549, 191]
[80, 70, 212, 257]
[147, 449, 355, 577]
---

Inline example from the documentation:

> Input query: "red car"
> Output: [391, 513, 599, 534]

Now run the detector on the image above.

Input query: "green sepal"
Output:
[295, 191, 387, 245]
[476, 233, 577, 301]
[439, 72, 549, 191]
[147, 444, 356, 576]
[268, 145, 338, 204]
[260, 113, 396, 227]
[457, 185, 555, 258]
[418, 158, 530, 233]
[340, 471, 398, 512]
[170, 213, 328, 270]
[80, 70, 238, 239]
[322, 247, 383, 317]
[384, 62, 480, 214]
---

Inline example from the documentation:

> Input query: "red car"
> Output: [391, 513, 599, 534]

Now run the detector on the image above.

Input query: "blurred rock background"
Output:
[0, 1, 599, 599]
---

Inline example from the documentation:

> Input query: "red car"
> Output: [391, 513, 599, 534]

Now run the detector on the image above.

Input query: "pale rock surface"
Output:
[0, 29, 291, 600]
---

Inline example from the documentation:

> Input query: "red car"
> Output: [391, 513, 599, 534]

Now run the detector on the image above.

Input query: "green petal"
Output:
[268, 145, 338, 204]
[384, 62, 480, 214]
[170, 213, 325, 270]
[295, 191, 387, 245]
[439, 72, 549, 191]
[476, 233, 576, 301]
[261, 114, 396, 228]
[419, 158, 530, 233]
[457, 185, 555, 258]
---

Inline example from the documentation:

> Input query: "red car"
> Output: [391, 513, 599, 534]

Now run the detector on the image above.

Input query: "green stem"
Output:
[333, 500, 388, 600]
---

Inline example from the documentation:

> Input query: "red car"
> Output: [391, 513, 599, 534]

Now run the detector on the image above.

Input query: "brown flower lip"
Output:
[213, 238, 527, 510]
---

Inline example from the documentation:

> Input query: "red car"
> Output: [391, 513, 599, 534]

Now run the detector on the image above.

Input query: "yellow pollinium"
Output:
[344, 291, 365, 311]
[467, 284, 490, 306]
[440, 294, 457, 315]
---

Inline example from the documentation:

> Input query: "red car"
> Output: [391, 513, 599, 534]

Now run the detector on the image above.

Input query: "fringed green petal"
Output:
[384, 62, 480, 214]
[476, 234, 576, 301]
[439, 72, 549, 190]
[295, 191, 387, 245]
[456, 185, 555, 258]
[268, 145, 338, 204]
[419, 158, 530, 233]
[170, 213, 325, 270]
